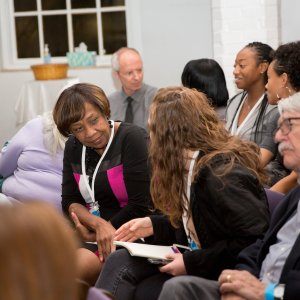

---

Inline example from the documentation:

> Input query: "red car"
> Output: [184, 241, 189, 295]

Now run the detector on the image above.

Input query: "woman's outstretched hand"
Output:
[114, 217, 154, 242]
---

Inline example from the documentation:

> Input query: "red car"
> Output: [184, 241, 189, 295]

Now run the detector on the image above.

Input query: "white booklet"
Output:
[113, 241, 190, 260]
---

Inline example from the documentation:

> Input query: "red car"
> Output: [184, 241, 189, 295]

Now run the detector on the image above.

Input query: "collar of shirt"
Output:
[121, 83, 147, 104]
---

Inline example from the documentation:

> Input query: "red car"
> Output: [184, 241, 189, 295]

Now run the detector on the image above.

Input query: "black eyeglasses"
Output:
[277, 117, 300, 135]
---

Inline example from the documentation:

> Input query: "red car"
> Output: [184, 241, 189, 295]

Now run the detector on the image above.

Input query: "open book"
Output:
[113, 241, 190, 260]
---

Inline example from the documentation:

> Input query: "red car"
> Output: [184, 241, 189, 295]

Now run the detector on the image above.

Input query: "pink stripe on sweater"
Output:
[107, 164, 128, 207]
[73, 173, 80, 184]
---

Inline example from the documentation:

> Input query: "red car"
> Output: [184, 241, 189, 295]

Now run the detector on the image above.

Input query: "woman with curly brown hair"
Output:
[96, 87, 269, 300]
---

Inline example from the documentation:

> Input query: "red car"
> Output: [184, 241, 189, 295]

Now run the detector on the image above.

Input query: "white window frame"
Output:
[0, 0, 142, 70]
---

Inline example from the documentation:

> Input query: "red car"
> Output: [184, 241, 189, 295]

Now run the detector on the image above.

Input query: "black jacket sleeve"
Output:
[234, 239, 264, 276]
[183, 166, 270, 279]
[285, 270, 300, 300]
[61, 139, 86, 215]
[110, 127, 152, 228]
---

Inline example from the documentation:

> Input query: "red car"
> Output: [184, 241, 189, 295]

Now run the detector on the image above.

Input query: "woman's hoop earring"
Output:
[286, 86, 292, 96]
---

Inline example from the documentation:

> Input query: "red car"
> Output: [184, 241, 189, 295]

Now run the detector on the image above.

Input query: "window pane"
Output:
[14, 0, 37, 12]
[43, 15, 68, 56]
[71, 0, 95, 9]
[101, 0, 124, 7]
[41, 0, 66, 10]
[15, 17, 40, 58]
[72, 14, 98, 53]
[102, 11, 127, 54]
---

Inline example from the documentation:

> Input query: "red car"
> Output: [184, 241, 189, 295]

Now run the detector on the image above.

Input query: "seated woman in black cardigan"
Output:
[96, 87, 270, 300]
[53, 83, 152, 286]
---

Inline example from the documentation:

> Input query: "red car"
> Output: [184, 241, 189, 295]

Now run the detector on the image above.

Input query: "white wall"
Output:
[140, 0, 213, 88]
[0, 67, 116, 146]
[212, 0, 279, 97]
[0, 71, 32, 146]
[280, 0, 300, 43]
[2, 0, 300, 147]
[0, 0, 212, 146]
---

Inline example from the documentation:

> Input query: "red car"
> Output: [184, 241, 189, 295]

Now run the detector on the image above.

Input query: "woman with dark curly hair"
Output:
[226, 42, 286, 185]
[266, 41, 300, 103]
[96, 87, 269, 300]
[266, 41, 300, 194]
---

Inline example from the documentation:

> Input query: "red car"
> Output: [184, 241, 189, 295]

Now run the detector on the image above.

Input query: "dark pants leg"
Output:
[96, 249, 162, 300]
[135, 273, 172, 300]
[158, 276, 221, 300]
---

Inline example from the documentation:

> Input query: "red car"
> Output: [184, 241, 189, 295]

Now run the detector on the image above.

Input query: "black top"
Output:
[62, 123, 152, 228]
[150, 156, 270, 280]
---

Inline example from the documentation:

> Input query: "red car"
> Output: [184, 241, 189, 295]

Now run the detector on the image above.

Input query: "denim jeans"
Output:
[96, 249, 171, 300]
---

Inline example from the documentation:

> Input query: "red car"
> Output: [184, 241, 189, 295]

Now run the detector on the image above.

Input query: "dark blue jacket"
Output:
[236, 186, 300, 300]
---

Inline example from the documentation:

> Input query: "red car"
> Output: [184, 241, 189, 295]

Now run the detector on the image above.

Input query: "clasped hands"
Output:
[71, 213, 154, 263]
[71, 211, 116, 262]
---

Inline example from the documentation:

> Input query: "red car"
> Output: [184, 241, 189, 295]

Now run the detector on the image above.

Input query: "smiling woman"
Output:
[53, 83, 152, 285]
[226, 42, 275, 145]
[225, 42, 288, 186]
[69, 102, 111, 153]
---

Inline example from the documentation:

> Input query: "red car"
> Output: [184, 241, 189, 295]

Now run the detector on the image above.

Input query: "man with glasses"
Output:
[108, 47, 157, 130]
[158, 93, 300, 300]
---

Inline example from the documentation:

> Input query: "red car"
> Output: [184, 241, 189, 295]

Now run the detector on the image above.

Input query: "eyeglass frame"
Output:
[276, 117, 300, 136]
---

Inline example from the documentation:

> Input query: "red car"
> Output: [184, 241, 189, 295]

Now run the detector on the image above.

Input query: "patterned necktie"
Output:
[125, 96, 134, 123]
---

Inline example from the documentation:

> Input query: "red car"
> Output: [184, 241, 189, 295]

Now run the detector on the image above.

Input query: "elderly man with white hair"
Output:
[158, 92, 300, 300]
[108, 47, 157, 130]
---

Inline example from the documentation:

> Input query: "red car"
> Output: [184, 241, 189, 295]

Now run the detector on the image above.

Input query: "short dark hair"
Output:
[244, 42, 274, 84]
[181, 59, 229, 107]
[272, 41, 300, 91]
[53, 83, 110, 137]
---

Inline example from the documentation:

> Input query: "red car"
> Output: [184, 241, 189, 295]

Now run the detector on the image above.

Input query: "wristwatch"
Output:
[274, 284, 285, 300]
